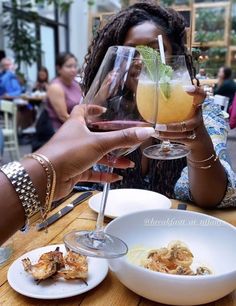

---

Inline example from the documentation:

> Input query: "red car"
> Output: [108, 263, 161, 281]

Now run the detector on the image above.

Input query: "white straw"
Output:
[157, 35, 166, 64]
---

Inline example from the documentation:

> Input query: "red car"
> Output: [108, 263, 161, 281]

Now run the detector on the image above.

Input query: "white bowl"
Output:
[106, 209, 236, 305]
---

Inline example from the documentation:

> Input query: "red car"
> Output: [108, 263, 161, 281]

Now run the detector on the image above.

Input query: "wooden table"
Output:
[1, 193, 236, 306]
[21, 94, 46, 105]
[199, 79, 218, 87]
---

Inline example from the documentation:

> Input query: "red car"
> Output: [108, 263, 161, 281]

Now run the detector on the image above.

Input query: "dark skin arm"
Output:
[155, 87, 227, 208]
[0, 105, 154, 245]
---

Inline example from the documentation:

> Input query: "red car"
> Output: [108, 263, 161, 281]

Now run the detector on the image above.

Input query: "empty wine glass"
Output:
[64, 46, 158, 258]
[143, 55, 195, 160]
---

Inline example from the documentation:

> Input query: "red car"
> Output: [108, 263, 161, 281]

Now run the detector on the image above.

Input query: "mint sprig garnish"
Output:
[136, 46, 159, 82]
[136, 46, 173, 99]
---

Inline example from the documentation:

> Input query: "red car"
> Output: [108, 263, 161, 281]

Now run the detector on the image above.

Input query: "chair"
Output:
[213, 95, 230, 119]
[0, 100, 20, 160]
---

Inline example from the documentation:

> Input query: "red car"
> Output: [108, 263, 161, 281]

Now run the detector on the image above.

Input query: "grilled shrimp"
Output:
[22, 247, 64, 280]
[22, 257, 58, 280]
[57, 251, 88, 280]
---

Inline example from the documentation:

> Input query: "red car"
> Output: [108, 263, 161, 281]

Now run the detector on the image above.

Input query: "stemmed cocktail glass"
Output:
[143, 55, 195, 160]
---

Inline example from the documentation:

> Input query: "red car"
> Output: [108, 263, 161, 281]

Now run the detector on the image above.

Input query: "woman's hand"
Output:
[37, 104, 154, 199]
[155, 86, 207, 149]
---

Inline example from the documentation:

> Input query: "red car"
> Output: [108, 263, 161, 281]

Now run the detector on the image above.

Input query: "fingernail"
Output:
[155, 124, 167, 131]
[129, 161, 135, 168]
[102, 107, 107, 113]
[183, 85, 195, 92]
[135, 127, 155, 141]
[117, 175, 123, 181]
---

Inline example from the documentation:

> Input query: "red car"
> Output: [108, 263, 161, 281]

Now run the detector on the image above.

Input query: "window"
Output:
[2, 1, 69, 82]
[192, 2, 230, 46]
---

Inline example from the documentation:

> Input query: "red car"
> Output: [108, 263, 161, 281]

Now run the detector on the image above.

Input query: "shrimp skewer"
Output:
[57, 251, 88, 282]
[22, 247, 64, 281]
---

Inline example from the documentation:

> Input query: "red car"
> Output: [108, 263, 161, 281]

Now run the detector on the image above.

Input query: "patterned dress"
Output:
[174, 99, 236, 208]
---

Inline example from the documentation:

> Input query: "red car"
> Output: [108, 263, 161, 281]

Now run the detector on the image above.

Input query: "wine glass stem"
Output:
[160, 140, 172, 152]
[90, 166, 114, 241]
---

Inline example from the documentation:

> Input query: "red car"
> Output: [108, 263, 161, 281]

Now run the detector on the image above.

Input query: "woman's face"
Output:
[217, 67, 225, 80]
[123, 21, 172, 56]
[38, 70, 47, 82]
[123, 22, 172, 92]
[58, 57, 78, 82]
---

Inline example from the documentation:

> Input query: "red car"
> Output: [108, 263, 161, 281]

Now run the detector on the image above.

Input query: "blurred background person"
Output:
[0, 50, 6, 67]
[196, 68, 208, 80]
[0, 128, 4, 164]
[214, 67, 236, 110]
[0, 57, 22, 98]
[46, 52, 83, 131]
[32, 66, 49, 92]
[75, 67, 83, 86]
[229, 94, 236, 129]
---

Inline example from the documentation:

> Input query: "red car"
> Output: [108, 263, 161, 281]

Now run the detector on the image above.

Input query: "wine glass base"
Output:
[143, 144, 190, 160]
[64, 230, 128, 258]
[0, 245, 13, 265]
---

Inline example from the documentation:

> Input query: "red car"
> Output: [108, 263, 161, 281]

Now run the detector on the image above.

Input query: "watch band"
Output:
[1, 161, 41, 222]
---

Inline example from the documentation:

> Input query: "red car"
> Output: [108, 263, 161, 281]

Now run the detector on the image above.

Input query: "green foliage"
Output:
[136, 45, 173, 99]
[136, 45, 173, 82]
[191, 48, 201, 61]
[160, 0, 175, 6]
[87, 0, 95, 7]
[203, 48, 227, 78]
[195, 7, 225, 43]
[121, 0, 130, 8]
[136, 46, 160, 82]
[3, 0, 40, 67]
[231, 16, 236, 45]
[2, 0, 73, 68]
[160, 0, 189, 6]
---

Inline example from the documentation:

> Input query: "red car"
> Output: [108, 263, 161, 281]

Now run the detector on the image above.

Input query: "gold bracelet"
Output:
[187, 154, 215, 164]
[25, 153, 56, 220]
[187, 154, 218, 170]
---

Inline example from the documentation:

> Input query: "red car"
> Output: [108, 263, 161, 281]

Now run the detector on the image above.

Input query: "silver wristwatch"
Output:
[1, 161, 41, 229]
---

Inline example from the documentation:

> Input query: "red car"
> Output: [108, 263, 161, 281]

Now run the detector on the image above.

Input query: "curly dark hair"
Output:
[83, 0, 196, 94]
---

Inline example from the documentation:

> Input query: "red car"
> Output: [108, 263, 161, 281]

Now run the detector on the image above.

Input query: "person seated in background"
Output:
[229, 94, 236, 130]
[32, 66, 49, 92]
[0, 58, 22, 97]
[32, 53, 83, 151]
[46, 52, 83, 131]
[0, 50, 6, 65]
[0, 128, 4, 163]
[214, 67, 236, 110]
[16, 71, 27, 93]
[196, 68, 208, 80]
[75, 67, 83, 86]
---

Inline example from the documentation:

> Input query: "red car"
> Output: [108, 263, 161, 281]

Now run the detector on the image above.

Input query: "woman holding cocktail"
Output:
[83, 0, 235, 208]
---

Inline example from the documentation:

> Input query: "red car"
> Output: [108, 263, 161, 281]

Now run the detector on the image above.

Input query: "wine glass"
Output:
[64, 46, 158, 258]
[143, 55, 195, 160]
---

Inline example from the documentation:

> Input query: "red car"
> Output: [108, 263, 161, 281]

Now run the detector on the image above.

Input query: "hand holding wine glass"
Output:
[64, 45, 158, 258]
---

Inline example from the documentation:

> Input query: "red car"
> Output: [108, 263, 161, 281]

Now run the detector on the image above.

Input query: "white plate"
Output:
[89, 188, 171, 219]
[7, 244, 108, 299]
